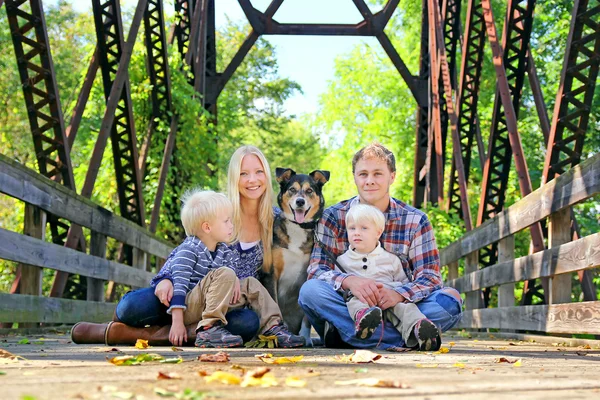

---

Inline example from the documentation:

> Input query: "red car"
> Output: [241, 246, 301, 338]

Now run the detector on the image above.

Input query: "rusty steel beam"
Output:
[174, 0, 195, 60]
[478, 0, 545, 273]
[150, 116, 178, 233]
[66, 48, 99, 149]
[427, 0, 445, 206]
[542, 0, 600, 184]
[447, 0, 486, 222]
[527, 51, 551, 143]
[413, 0, 431, 208]
[431, 0, 473, 230]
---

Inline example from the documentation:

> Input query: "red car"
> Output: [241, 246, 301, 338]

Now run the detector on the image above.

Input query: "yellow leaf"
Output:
[449, 342, 456, 347]
[513, 359, 522, 367]
[415, 363, 439, 368]
[112, 392, 134, 399]
[135, 339, 149, 349]
[285, 377, 307, 387]
[204, 371, 242, 385]
[241, 372, 278, 387]
[452, 363, 466, 368]
[436, 347, 450, 354]
[258, 354, 303, 364]
[334, 378, 410, 388]
[334, 350, 381, 363]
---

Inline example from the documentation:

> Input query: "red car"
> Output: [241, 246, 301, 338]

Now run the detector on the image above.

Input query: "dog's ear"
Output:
[276, 167, 296, 184]
[310, 170, 330, 186]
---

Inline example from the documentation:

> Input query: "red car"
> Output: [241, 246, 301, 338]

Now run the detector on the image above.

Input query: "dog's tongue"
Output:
[294, 209, 306, 224]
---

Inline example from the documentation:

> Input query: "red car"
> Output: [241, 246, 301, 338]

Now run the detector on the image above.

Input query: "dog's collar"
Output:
[286, 219, 317, 229]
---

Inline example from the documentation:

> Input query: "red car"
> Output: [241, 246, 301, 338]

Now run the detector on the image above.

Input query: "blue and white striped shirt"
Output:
[151, 236, 238, 313]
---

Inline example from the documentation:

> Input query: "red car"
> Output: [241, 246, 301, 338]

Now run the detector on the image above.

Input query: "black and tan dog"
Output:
[261, 168, 330, 339]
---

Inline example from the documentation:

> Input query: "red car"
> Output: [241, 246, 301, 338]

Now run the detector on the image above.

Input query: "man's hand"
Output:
[341, 276, 383, 307]
[154, 279, 173, 307]
[169, 308, 187, 346]
[378, 287, 406, 310]
[231, 277, 241, 305]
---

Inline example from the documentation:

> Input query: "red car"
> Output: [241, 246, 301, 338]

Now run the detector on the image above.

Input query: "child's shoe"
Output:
[195, 324, 243, 348]
[413, 318, 441, 351]
[262, 322, 305, 348]
[354, 306, 382, 339]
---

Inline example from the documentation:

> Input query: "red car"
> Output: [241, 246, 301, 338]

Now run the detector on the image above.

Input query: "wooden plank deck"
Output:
[1, 330, 599, 399]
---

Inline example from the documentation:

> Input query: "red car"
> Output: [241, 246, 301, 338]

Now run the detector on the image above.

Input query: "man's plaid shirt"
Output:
[308, 196, 443, 303]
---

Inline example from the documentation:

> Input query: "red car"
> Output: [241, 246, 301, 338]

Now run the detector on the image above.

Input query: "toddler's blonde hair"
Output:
[346, 204, 386, 232]
[180, 189, 232, 237]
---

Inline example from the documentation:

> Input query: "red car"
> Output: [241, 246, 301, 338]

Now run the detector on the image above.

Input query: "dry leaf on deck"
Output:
[494, 357, 518, 364]
[157, 371, 181, 380]
[335, 378, 410, 388]
[513, 359, 522, 367]
[171, 347, 183, 352]
[241, 371, 278, 387]
[436, 347, 450, 354]
[0, 349, 25, 362]
[248, 367, 271, 378]
[198, 351, 230, 362]
[582, 344, 592, 350]
[257, 354, 303, 364]
[134, 339, 149, 349]
[415, 363, 439, 368]
[285, 377, 307, 387]
[452, 363, 466, 368]
[576, 351, 589, 356]
[107, 353, 163, 366]
[449, 342, 456, 347]
[204, 371, 242, 385]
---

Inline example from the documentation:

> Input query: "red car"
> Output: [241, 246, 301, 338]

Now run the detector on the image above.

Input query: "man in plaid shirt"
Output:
[298, 143, 463, 351]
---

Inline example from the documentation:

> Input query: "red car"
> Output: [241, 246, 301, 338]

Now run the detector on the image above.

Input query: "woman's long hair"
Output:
[227, 145, 274, 268]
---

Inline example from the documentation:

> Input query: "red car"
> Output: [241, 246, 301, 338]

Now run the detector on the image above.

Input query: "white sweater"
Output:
[336, 243, 409, 289]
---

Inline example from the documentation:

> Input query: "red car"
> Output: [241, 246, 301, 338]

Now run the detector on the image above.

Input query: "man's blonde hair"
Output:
[226, 145, 274, 268]
[352, 142, 396, 173]
[180, 189, 232, 237]
[346, 204, 386, 232]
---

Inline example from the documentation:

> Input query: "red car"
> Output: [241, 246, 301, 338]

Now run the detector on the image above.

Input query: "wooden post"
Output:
[464, 251, 481, 310]
[497, 235, 515, 308]
[447, 261, 459, 281]
[548, 208, 572, 304]
[132, 248, 147, 289]
[87, 231, 107, 302]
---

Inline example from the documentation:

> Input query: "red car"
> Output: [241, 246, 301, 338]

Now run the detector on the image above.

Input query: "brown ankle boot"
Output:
[71, 322, 198, 346]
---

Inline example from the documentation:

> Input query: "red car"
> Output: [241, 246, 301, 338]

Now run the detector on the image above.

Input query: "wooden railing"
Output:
[0, 154, 174, 324]
[440, 152, 600, 335]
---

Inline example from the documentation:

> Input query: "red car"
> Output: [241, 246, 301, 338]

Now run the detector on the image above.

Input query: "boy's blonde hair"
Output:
[346, 204, 386, 232]
[352, 142, 396, 173]
[180, 189, 232, 237]
[227, 145, 274, 268]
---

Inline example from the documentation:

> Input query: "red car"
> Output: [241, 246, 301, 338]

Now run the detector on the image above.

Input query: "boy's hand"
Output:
[231, 277, 241, 304]
[169, 308, 187, 346]
[155, 279, 173, 307]
[378, 287, 406, 310]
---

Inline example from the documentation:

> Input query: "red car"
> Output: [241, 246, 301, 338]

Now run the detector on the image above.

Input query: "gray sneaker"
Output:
[262, 322, 305, 348]
[195, 324, 243, 348]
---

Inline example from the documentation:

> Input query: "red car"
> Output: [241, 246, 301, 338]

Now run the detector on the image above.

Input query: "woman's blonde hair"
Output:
[227, 145, 274, 268]
[346, 204, 386, 233]
[180, 189, 232, 237]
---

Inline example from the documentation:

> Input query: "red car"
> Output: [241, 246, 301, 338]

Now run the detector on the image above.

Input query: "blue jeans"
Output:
[298, 280, 462, 350]
[115, 287, 260, 342]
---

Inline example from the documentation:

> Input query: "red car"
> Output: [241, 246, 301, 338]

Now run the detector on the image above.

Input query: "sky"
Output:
[45, 0, 386, 115]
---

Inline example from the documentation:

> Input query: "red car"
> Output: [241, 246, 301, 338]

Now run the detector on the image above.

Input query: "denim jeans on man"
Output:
[298, 280, 462, 350]
[115, 287, 260, 342]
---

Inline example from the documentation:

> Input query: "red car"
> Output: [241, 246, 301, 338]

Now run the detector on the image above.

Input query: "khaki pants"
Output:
[347, 297, 425, 347]
[183, 268, 282, 334]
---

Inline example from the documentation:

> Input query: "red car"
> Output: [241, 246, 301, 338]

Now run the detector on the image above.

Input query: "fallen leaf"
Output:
[436, 347, 450, 354]
[0, 349, 25, 362]
[107, 348, 120, 352]
[18, 338, 30, 345]
[248, 367, 271, 379]
[135, 339, 149, 349]
[449, 342, 456, 347]
[452, 363, 466, 368]
[509, 342, 518, 346]
[582, 344, 592, 349]
[198, 351, 230, 362]
[160, 357, 183, 364]
[107, 353, 164, 366]
[513, 359, 522, 367]
[197, 370, 208, 377]
[576, 351, 589, 356]
[490, 346, 507, 350]
[154, 387, 176, 397]
[0, 371, 6, 375]
[112, 392, 134, 399]
[245, 334, 279, 348]
[416, 363, 439, 368]
[335, 378, 410, 388]
[494, 357, 518, 364]
[99, 385, 118, 393]
[241, 371, 278, 387]
[257, 354, 303, 364]
[204, 371, 242, 385]
[157, 371, 181, 380]
[354, 368, 368, 373]
[285, 377, 307, 387]
[171, 346, 183, 352]
[231, 364, 246, 373]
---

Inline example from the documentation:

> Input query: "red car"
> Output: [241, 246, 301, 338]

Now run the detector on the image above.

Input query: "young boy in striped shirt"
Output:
[151, 189, 303, 348]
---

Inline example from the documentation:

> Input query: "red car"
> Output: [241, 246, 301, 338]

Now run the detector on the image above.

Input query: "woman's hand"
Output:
[378, 287, 406, 310]
[231, 277, 241, 305]
[154, 279, 173, 307]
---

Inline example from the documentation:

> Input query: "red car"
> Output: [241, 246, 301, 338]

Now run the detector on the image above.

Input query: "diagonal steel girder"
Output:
[446, 0, 486, 221]
[5, 0, 87, 296]
[543, 0, 600, 183]
[478, 0, 545, 272]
